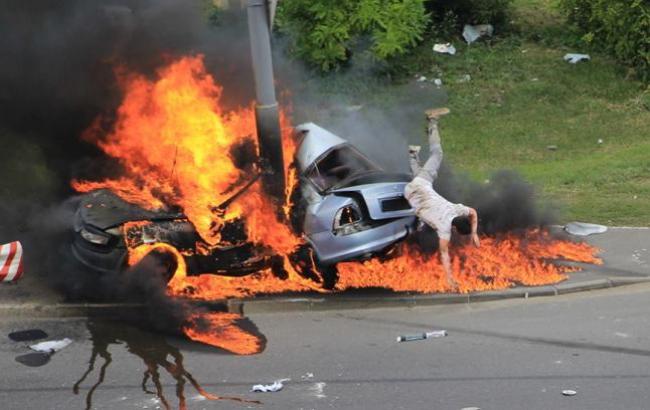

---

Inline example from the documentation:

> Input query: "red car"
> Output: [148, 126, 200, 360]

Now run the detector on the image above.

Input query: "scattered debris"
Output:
[15, 353, 52, 367]
[564, 222, 608, 236]
[433, 43, 456, 55]
[546, 145, 558, 151]
[251, 379, 289, 393]
[416, 75, 427, 82]
[1, 241, 24, 283]
[463, 24, 494, 44]
[461, 407, 481, 410]
[597, 138, 604, 144]
[29, 338, 73, 354]
[301, 372, 315, 380]
[562, 389, 577, 396]
[397, 330, 447, 342]
[345, 105, 363, 112]
[434, 78, 443, 87]
[458, 74, 472, 83]
[9, 329, 48, 342]
[563, 53, 590, 64]
[309, 382, 327, 399]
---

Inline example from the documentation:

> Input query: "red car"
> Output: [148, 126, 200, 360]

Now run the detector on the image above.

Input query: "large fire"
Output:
[73, 55, 601, 353]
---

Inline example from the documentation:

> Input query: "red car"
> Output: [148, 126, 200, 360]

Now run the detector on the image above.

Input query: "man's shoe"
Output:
[408, 145, 422, 155]
[425, 107, 450, 120]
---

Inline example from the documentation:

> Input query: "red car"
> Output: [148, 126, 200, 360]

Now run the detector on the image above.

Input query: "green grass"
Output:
[394, 0, 650, 225]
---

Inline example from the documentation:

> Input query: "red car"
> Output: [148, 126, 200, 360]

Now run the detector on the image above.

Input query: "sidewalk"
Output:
[1, 227, 648, 316]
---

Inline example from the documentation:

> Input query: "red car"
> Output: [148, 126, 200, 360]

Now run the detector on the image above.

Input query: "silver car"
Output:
[294, 123, 416, 267]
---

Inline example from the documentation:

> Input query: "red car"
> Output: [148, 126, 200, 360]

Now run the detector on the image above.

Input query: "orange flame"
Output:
[182, 312, 265, 356]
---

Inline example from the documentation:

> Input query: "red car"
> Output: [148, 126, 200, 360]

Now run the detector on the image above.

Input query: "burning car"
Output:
[71, 122, 416, 286]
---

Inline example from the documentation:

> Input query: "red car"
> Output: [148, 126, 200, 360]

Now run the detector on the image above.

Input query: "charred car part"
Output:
[72, 123, 416, 285]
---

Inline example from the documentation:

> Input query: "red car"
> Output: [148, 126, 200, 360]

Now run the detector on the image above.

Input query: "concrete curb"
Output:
[231, 276, 650, 314]
[2, 277, 650, 317]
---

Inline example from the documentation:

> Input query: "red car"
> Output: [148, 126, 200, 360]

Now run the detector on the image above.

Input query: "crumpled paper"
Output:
[563, 53, 590, 64]
[463, 24, 494, 44]
[30, 338, 73, 354]
[433, 43, 456, 55]
[251, 378, 290, 393]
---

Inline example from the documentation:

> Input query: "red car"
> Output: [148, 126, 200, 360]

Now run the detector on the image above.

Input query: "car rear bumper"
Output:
[307, 216, 415, 265]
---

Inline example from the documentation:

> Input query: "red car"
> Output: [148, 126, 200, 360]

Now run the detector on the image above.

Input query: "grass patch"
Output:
[399, 0, 650, 225]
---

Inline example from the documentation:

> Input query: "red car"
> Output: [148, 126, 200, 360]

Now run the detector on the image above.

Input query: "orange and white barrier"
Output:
[0, 241, 24, 283]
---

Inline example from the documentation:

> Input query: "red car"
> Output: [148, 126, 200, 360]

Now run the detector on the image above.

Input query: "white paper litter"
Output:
[461, 407, 481, 410]
[434, 78, 443, 87]
[563, 53, 590, 64]
[562, 389, 577, 396]
[564, 222, 607, 236]
[251, 378, 290, 393]
[433, 43, 456, 55]
[397, 330, 447, 342]
[463, 24, 494, 44]
[29, 338, 72, 354]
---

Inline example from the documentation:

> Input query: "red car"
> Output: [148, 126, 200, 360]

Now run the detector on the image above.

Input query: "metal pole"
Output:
[247, 0, 285, 201]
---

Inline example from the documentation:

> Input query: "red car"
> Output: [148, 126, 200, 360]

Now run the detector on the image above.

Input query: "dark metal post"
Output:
[247, 0, 285, 201]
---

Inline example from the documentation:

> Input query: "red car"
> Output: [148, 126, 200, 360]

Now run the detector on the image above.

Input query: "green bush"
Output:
[427, 0, 514, 33]
[559, 0, 650, 82]
[276, 0, 429, 71]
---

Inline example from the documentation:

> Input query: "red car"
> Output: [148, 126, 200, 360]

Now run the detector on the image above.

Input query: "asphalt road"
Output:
[2, 283, 650, 410]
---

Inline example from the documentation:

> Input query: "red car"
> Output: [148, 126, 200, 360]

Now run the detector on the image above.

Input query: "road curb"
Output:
[2, 277, 650, 316]
[234, 275, 650, 314]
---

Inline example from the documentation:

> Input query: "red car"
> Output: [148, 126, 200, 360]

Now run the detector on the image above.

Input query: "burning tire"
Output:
[314, 261, 338, 290]
[132, 249, 178, 285]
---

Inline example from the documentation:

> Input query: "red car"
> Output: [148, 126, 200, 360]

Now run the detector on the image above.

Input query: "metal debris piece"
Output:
[564, 222, 608, 236]
[562, 390, 577, 396]
[463, 24, 494, 44]
[547, 145, 558, 151]
[301, 372, 315, 380]
[433, 43, 456, 55]
[461, 407, 481, 410]
[251, 378, 290, 393]
[397, 330, 447, 342]
[563, 53, 590, 64]
[30, 338, 73, 354]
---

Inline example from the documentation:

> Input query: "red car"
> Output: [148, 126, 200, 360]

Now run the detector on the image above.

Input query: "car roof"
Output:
[294, 123, 347, 171]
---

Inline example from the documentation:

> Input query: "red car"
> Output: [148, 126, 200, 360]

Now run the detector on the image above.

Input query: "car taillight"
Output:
[333, 205, 370, 236]
[80, 228, 111, 245]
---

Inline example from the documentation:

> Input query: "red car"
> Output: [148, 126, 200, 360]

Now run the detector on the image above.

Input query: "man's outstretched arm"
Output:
[438, 239, 457, 290]
[469, 208, 480, 247]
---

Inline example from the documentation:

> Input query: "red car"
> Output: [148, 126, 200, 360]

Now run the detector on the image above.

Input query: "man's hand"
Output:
[471, 233, 480, 248]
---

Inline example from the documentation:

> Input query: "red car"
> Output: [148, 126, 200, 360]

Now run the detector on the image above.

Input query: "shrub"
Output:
[276, 0, 429, 71]
[559, 0, 650, 82]
[426, 0, 514, 32]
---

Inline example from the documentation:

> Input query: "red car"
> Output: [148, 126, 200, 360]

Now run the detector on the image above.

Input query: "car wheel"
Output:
[134, 249, 178, 285]
[315, 261, 338, 290]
